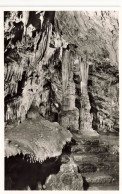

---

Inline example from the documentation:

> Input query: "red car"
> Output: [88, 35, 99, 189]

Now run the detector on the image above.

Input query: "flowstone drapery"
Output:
[5, 119, 72, 162]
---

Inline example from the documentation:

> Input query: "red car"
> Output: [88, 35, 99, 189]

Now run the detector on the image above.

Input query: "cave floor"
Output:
[5, 127, 119, 190]
[71, 131, 119, 190]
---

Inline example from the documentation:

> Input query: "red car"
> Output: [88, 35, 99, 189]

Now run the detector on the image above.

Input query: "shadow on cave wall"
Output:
[88, 90, 98, 132]
[87, 72, 99, 133]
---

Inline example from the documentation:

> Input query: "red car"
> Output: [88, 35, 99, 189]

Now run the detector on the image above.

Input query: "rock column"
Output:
[60, 49, 79, 131]
[62, 50, 75, 111]
[79, 58, 98, 136]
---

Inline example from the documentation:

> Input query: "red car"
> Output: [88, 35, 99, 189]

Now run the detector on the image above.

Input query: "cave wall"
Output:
[88, 62, 119, 134]
[4, 11, 119, 135]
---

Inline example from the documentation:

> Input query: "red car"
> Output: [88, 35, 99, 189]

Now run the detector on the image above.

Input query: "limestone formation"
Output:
[5, 119, 72, 162]
[4, 11, 119, 136]
[4, 10, 119, 191]
[45, 158, 83, 190]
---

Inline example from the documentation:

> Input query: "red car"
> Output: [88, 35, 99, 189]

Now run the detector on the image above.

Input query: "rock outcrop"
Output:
[5, 119, 72, 162]
[45, 158, 83, 190]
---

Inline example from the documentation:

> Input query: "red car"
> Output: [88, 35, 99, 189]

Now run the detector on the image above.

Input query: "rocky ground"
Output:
[5, 131, 119, 190]
[71, 132, 119, 190]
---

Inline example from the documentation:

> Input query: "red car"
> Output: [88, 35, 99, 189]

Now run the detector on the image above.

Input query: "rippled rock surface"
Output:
[5, 118, 72, 162]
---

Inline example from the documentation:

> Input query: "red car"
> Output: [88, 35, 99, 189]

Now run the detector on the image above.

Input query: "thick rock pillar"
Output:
[62, 49, 75, 111]
[59, 49, 79, 131]
[79, 59, 98, 136]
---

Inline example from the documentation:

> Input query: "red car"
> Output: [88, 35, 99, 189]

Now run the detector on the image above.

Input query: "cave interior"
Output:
[4, 10, 119, 190]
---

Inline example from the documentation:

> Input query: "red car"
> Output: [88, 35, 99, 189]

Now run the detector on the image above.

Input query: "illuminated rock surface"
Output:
[45, 158, 83, 190]
[5, 118, 72, 162]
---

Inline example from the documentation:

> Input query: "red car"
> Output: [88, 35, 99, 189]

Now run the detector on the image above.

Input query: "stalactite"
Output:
[4, 10, 118, 135]
[43, 24, 53, 61]
[35, 24, 52, 63]
[22, 11, 30, 35]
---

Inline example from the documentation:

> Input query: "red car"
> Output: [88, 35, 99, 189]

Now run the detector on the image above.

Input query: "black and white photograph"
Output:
[4, 9, 119, 191]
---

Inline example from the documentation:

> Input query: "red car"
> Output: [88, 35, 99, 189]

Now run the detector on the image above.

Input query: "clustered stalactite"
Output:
[4, 11, 54, 123]
[4, 10, 119, 160]
[5, 11, 67, 125]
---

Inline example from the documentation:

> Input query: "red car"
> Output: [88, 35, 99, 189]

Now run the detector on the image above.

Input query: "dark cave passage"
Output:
[5, 140, 75, 190]
[5, 154, 61, 190]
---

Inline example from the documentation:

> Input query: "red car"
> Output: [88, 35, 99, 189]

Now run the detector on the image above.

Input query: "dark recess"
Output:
[5, 154, 61, 190]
